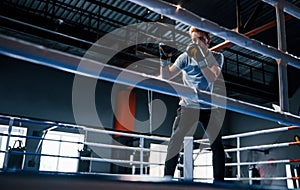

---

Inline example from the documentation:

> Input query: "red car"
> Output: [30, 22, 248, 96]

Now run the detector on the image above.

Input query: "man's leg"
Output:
[164, 107, 199, 176]
[211, 133, 225, 181]
[200, 109, 225, 182]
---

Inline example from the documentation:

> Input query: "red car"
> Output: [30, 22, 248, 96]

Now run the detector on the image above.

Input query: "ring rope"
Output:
[1, 35, 300, 126]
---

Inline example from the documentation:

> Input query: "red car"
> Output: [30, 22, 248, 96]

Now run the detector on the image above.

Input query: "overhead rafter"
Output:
[210, 14, 293, 52]
[125, 0, 300, 68]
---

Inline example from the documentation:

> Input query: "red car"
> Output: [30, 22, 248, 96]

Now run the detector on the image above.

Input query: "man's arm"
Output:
[200, 52, 222, 82]
[186, 42, 223, 82]
[159, 42, 181, 80]
[160, 64, 181, 80]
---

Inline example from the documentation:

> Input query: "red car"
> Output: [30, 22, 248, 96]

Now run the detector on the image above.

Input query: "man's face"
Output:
[191, 31, 209, 46]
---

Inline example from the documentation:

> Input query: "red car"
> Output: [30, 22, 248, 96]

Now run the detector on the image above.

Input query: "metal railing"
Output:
[193, 125, 300, 184]
[0, 113, 299, 187]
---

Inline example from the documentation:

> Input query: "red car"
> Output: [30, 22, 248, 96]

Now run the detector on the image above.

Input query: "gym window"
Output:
[39, 131, 84, 173]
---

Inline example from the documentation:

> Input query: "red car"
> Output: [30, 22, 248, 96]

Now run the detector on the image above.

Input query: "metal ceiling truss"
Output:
[1, 0, 299, 105]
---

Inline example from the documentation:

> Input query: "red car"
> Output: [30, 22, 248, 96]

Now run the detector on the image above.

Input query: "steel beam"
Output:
[262, 0, 300, 20]
[126, 0, 300, 69]
[276, 0, 289, 112]
[210, 15, 292, 52]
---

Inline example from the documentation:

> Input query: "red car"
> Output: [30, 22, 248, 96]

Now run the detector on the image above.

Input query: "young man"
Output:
[159, 26, 225, 182]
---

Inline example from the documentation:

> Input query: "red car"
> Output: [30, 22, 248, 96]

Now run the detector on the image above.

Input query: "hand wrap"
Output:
[159, 42, 173, 67]
[186, 43, 208, 68]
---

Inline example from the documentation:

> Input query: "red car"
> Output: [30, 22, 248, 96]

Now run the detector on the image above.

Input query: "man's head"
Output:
[189, 26, 211, 46]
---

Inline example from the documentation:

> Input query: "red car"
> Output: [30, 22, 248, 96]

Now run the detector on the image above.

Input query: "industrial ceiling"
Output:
[1, 0, 299, 106]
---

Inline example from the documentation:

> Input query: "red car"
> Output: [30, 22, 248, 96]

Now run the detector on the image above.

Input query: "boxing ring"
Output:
[0, 0, 300, 188]
[1, 0, 300, 125]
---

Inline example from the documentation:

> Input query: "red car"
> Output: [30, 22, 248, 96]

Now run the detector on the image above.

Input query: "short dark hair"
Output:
[189, 26, 210, 39]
